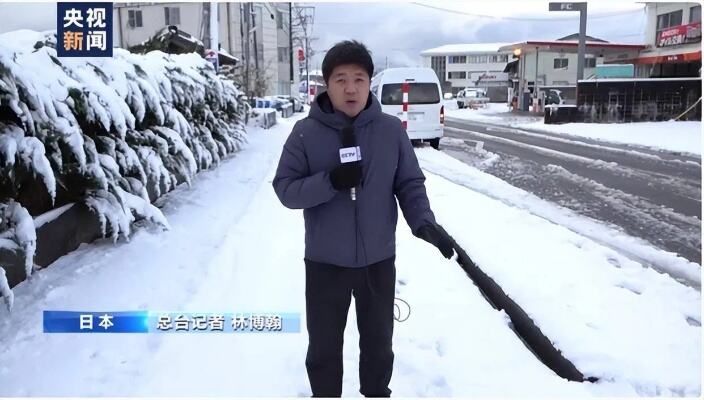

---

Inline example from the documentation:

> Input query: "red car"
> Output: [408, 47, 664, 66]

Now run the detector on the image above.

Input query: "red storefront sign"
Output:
[657, 22, 702, 47]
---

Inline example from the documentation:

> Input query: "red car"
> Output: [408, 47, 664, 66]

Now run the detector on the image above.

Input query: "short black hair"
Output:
[322, 40, 374, 84]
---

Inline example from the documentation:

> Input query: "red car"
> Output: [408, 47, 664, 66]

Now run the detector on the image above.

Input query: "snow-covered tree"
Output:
[0, 30, 248, 308]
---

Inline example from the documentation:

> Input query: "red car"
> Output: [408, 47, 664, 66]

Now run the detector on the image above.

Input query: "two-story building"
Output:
[113, 2, 295, 95]
[420, 43, 511, 101]
[604, 2, 701, 77]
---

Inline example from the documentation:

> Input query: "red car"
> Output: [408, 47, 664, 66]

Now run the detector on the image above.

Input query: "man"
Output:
[273, 40, 454, 398]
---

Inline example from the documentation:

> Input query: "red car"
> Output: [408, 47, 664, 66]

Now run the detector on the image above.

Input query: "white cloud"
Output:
[307, 1, 646, 69]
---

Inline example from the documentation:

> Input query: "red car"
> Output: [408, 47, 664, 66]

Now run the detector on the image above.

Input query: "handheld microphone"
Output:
[339, 125, 361, 201]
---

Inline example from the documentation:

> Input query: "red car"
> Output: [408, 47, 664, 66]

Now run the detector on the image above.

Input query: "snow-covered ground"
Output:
[446, 104, 702, 155]
[0, 114, 700, 397]
[517, 120, 702, 156]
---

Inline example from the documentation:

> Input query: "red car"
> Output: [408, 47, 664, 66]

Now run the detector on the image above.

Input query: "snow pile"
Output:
[446, 104, 702, 155]
[0, 30, 248, 306]
[515, 120, 702, 156]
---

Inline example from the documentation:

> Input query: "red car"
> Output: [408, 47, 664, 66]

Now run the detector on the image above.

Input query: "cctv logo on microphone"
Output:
[339, 146, 362, 163]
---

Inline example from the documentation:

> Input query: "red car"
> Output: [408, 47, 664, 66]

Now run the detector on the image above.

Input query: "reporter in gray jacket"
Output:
[273, 40, 453, 398]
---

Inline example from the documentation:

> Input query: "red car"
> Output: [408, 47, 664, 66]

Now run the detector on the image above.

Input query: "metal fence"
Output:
[576, 77, 701, 123]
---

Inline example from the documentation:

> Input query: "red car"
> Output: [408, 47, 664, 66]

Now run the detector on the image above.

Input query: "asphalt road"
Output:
[442, 117, 702, 265]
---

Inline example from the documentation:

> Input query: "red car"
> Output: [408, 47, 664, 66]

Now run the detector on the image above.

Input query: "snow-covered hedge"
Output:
[0, 31, 248, 310]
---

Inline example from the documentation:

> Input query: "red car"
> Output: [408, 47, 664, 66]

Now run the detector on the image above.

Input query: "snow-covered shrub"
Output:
[0, 266, 12, 312]
[0, 30, 247, 305]
[0, 200, 36, 281]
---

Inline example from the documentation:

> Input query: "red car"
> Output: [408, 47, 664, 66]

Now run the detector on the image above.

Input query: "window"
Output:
[691, 5, 701, 23]
[468, 55, 488, 63]
[431, 56, 446, 82]
[127, 9, 142, 28]
[447, 71, 467, 79]
[278, 46, 289, 63]
[277, 10, 283, 29]
[553, 58, 569, 69]
[380, 83, 440, 105]
[488, 54, 508, 63]
[585, 57, 596, 68]
[164, 7, 181, 25]
[449, 56, 466, 64]
[657, 10, 683, 32]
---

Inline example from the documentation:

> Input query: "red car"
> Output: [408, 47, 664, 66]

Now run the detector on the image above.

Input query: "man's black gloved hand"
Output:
[329, 161, 362, 191]
[416, 223, 455, 259]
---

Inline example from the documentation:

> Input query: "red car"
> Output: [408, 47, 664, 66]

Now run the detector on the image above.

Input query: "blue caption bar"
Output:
[43, 311, 300, 333]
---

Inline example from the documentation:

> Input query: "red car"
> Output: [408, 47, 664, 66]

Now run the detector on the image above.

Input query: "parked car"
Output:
[370, 67, 444, 150]
[456, 88, 489, 109]
[544, 89, 565, 106]
[275, 95, 304, 113]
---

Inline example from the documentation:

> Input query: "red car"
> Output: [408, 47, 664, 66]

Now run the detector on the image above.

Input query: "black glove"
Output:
[416, 224, 455, 259]
[329, 161, 362, 191]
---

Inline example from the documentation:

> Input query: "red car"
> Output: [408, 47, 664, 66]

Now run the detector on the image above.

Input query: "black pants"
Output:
[304, 256, 396, 398]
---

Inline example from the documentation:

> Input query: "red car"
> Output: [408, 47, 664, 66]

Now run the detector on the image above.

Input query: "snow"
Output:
[0, 113, 699, 396]
[446, 102, 536, 124]
[422, 165, 701, 395]
[0, 201, 36, 279]
[0, 267, 12, 311]
[445, 106, 703, 155]
[420, 43, 512, 55]
[33, 203, 75, 230]
[0, 123, 57, 201]
[0, 29, 248, 264]
[515, 120, 702, 156]
[416, 148, 701, 288]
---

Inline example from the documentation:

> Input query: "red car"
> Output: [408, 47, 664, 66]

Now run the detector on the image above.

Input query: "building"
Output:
[113, 2, 296, 96]
[420, 43, 511, 100]
[500, 35, 645, 108]
[604, 2, 701, 77]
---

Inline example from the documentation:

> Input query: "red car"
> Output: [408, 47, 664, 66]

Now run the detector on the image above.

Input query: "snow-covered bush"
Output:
[0, 200, 35, 310]
[0, 30, 248, 308]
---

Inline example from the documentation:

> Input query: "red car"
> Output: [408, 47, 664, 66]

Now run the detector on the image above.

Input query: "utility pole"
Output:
[289, 2, 294, 95]
[210, 1, 219, 71]
[252, 4, 259, 72]
[244, 2, 250, 98]
[296, 6, 315, 104]
[201, 3, 210, 48]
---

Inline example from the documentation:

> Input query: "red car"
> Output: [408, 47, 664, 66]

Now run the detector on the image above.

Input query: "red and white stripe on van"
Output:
[401, 82, 409, 130]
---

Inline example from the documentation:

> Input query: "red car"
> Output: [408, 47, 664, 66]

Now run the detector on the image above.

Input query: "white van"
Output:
[370, 67, 444, 150]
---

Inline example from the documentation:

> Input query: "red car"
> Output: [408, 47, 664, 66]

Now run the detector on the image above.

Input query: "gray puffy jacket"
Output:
[273, 91, 436, 267]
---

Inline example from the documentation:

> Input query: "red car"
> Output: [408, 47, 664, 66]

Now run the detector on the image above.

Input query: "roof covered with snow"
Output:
[420, 43, 512, 56]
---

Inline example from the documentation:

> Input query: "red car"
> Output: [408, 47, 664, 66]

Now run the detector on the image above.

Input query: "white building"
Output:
[606, 2, 701, 77]
[113, 2, 296, 96]
[420, 43, 511, 100]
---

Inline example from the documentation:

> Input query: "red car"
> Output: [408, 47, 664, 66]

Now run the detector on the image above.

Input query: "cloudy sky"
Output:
[0, 1, 647, 69]
[307, 1, 647, 70]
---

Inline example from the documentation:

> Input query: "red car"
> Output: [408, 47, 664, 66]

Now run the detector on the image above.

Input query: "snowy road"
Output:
[0, 114, 699, 397]
[443, 117, 702, 265]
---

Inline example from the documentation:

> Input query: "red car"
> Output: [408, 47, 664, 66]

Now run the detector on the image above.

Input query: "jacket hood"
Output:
[308, 91, 382, 130]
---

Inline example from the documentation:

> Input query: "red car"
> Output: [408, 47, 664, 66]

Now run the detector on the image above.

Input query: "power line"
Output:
[409, 2, 644, 22]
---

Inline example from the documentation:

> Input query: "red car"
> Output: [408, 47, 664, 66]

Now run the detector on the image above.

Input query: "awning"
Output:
[218, 50, 239, 66]
[503, 59, 518, 72]
[615, 50, 702, 65]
